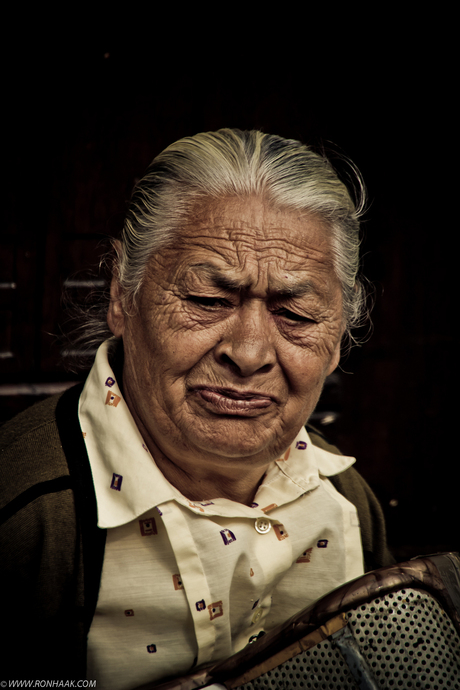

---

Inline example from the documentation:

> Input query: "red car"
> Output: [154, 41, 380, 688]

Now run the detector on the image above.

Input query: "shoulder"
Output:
[1, 394, 69, 507]
[1, 392, 61, 447]
[307, 423, 372, 508]
[0, 385, 85, 573]
[307, 423, 395, 570]
[0, 392, 74, 505]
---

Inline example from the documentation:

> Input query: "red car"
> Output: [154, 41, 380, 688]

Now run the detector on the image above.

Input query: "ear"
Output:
[326, 338, 341, 376]
[326, 320, 346, 376]
[107, 241, 125, 338]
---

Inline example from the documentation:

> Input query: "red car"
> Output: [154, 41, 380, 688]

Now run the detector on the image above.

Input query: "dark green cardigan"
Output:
[0, 384, 393, 680]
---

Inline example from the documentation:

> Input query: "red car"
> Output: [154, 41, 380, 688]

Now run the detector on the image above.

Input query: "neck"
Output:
[147, 438, 268, 506]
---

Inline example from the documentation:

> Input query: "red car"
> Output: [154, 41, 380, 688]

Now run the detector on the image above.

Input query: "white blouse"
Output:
[79, 340, 363, 689]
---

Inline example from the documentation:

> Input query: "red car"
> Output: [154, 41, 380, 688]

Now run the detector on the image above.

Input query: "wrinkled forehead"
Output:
[181, 195, 329, 245]
[164, 196, 339, 289]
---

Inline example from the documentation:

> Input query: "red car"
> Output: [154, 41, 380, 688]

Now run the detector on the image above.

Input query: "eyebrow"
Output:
[186, 262, 324, 300]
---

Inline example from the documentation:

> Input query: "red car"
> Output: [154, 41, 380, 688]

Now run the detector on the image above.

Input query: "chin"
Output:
[192, 429, 287, 464]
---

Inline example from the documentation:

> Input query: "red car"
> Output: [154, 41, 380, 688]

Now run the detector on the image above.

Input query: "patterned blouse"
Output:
[79, 340, 363, 688]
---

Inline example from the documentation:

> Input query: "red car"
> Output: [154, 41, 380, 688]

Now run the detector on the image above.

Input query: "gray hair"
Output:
[64, 128, 369, 369]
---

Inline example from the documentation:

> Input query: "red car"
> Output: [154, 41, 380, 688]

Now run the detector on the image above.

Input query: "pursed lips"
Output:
[191, 386, 274, 413]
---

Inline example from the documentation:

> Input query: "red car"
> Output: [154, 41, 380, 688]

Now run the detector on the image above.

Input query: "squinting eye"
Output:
[274, 308, 314, 323]
[187, 296, 227, 309]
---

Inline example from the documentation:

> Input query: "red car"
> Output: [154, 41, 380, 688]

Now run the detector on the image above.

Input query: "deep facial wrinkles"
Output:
[113, 196, 344, 503]
[168, 229, 336, 305]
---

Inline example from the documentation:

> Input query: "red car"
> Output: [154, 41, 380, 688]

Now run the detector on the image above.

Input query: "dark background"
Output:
[1, 25, 455, 562]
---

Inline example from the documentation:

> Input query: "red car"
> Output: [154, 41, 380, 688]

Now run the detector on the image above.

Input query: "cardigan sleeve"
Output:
[307, 424, 395, 572]
[0, 392, 87, 680]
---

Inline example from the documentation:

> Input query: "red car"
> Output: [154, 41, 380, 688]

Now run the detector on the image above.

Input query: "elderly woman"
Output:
[0, 129, 393, 685]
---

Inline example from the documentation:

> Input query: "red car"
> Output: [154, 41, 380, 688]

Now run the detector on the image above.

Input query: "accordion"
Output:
[152, 552, 460, 690]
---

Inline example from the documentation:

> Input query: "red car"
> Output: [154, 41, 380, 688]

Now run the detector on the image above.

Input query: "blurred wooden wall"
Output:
[1, 35, 455, 561]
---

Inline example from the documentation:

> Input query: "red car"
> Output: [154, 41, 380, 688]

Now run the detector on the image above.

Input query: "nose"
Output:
[214, 301, 276, 377]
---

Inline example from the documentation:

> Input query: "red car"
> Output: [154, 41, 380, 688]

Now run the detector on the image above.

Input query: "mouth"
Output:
[192, 386, 274, 415]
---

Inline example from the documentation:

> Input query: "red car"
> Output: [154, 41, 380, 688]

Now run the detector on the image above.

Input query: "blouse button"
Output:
[254, 517, 271, 534]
